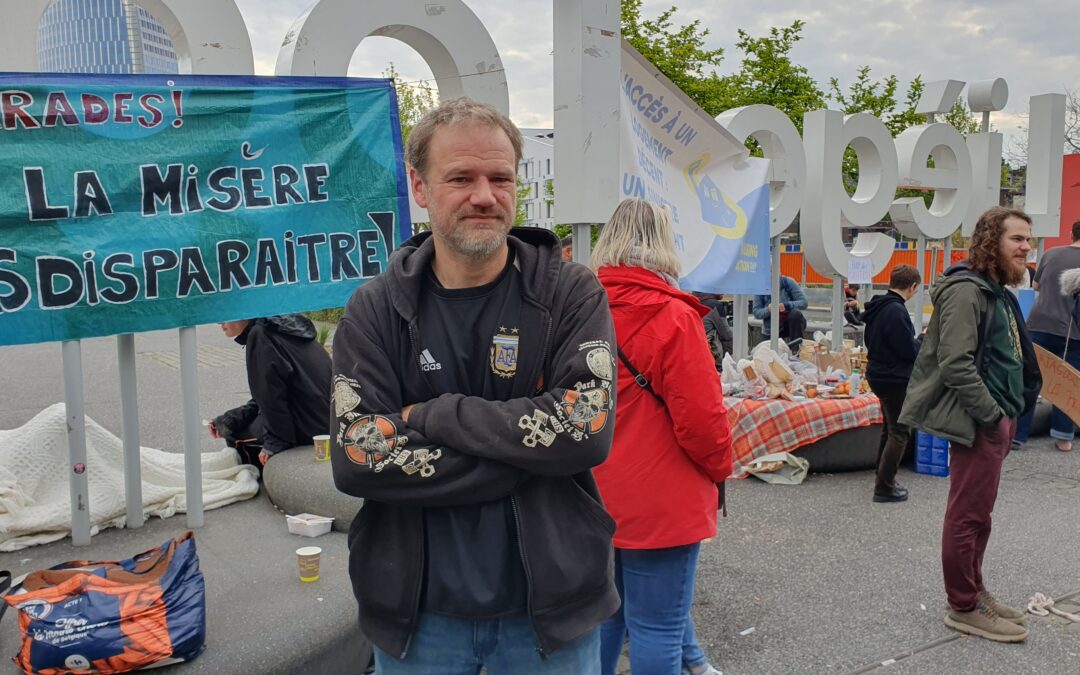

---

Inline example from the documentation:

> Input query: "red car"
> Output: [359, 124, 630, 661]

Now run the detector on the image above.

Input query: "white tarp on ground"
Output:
[0, 403, 260, 551]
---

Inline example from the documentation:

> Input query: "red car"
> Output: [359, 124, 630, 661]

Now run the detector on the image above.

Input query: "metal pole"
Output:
[930, 243, 939, 283]
[571, 222, 593, 265]
[179, 327, 204, 528]
[117, 333, 144, 528]
[62, 340, 92, 546]
[944, 237, 953, 273]
[915, 235, 927, 332]
[733, 295, 749, 359]
[770, 236, 781, 353]
[832, 276, 845, 351]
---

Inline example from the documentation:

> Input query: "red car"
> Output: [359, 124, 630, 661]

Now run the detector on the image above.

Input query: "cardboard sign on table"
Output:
[1033, 345, 1080, 427]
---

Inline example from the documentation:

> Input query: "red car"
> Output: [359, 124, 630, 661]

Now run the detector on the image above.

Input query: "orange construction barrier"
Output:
[779, 250, 968, 285]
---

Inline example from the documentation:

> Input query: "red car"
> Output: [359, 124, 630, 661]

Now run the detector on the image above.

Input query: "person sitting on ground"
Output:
[1013, 219, 1080, 452]
[209, 314, 332, 467]
[862, 265, 921, 503]
[844, 284, 864, 326]
[752, 275, 808, 348]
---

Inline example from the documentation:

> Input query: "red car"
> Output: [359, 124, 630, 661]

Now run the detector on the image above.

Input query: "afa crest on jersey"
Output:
[490, 327, 520, 379]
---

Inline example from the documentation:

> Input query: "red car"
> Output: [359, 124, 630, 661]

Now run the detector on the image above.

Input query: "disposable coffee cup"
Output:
[296, 546, 321, 582]
[312, 434, 331, 462]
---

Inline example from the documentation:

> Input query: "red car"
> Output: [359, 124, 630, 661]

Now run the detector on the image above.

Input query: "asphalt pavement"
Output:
[2, 325, 1079, 673]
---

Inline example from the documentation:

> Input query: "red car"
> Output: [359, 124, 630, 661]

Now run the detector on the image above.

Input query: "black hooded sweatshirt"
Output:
[330, 228, 620, 659]
[216, 314, 332, 455]
[862, 290, 920, 388]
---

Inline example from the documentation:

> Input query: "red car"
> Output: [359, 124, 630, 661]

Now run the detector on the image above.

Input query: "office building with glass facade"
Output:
[37, 0, 179, 74]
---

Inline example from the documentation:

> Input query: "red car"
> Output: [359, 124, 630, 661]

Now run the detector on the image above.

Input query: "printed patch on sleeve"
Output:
[585, 347, 614, 381]
[342, 414, 441, 478]
[560, 387, 610, 435]
[332, 375, 363, 418]
[343, 415, 406, 468]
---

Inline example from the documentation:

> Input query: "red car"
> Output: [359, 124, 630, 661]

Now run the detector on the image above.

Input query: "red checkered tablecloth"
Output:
[725, 395, 883, 476]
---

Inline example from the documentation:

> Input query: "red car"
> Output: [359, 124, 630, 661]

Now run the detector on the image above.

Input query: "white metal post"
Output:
[733, 295, 749, 359]
[179, 327, 204, 527]
[554, 0, 619, 261]
[117, 333, 144, 528]
[915, 236, 927, 332]
[62, 340, 92, 546]
[770, 236, 781, 353]
[572, 223, 592, 265]
[832, 276, 845, 350]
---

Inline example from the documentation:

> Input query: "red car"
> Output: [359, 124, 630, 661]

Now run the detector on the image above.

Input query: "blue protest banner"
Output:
[0, 73, 409, 346]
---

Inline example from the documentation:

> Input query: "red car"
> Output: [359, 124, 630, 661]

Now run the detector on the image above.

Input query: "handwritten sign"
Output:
[847, 255, 873, 284]
[1033, 344, 1080, 427]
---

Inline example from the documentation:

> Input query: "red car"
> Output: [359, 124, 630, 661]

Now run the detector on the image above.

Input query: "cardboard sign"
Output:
[847, 255, 873, 284]
[1033, 344, 1080, 427]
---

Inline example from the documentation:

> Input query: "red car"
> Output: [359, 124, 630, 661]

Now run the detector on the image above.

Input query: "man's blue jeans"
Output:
[373, 614, 600, 675]
[600, 543, 709, 675]
[1015, 330, 1080, 443]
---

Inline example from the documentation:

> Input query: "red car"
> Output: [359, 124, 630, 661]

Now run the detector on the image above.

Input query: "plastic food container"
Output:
[286, 513, 334, 537]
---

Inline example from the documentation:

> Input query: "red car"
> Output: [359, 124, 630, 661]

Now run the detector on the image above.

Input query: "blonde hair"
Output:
[591, 198, 682, 278]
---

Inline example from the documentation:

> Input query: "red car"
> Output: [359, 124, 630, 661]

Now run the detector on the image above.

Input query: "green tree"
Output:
[707, 21, 826, 131]
[384, 62, 437, 147]
[383, 64, 437, 235]
[515, 177, 532, 226]
[620, 0, 725, 108]
[828, 67, 924, 135]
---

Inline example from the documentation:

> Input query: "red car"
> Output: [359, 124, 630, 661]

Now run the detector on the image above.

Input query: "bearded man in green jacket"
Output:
[899, 206, 1042, 643]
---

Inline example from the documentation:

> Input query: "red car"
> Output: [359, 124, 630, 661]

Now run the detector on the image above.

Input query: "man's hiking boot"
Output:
[944, 601, 1029, 642]
[978, 590, 1026, 625]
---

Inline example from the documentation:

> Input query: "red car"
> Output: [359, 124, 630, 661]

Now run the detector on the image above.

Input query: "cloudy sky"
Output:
[232, 0, 1075, 152]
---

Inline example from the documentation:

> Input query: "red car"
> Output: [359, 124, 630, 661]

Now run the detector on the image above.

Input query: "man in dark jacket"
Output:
[862, 265, 921, 503]
[210, 314, 332, 467]
[331, 98, 618, 673]
[899, 207, 1042, 643]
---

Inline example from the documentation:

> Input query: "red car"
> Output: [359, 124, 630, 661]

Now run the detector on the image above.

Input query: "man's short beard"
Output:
[443, 227, 509, 259]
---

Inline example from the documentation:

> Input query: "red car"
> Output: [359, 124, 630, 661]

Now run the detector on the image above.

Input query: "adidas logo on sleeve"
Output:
[419, 348, 442, 371]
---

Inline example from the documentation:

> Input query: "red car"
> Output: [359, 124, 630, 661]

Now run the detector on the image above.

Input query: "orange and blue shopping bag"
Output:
[0, 532, 205, 674]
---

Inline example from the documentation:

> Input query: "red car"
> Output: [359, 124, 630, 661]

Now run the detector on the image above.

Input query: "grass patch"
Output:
[306, 307, 344, 324]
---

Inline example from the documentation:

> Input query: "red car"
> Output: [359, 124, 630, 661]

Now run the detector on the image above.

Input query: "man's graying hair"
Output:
[406, 98, 524, 177]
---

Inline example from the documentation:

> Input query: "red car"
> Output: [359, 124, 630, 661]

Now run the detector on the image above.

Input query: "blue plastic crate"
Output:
[915, 462, 949, 477]
[931, 443, 949, 467]
[916, 432, 949, 467]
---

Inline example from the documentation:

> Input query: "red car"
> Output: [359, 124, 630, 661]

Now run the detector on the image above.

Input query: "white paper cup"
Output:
[312, 434, 331, 462]
[296, 546, 322, 582]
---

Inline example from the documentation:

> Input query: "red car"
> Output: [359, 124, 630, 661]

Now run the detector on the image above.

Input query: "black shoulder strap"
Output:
[974, 291, 997, 375]
[616, 347, 663, 404]
[950, 270, 996, 374]
[615, 347, 728, 517]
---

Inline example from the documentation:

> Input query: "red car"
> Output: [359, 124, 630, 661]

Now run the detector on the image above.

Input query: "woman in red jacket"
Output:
[592, 198, 734, 675]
